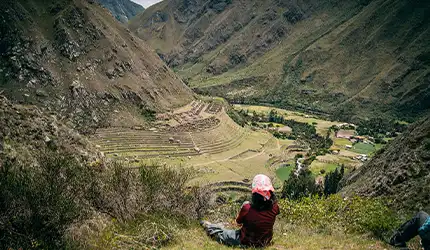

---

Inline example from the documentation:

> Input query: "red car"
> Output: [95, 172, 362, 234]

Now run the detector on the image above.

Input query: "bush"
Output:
[0, 152, 210, 249]
[141, 108, 156, 121]
[278, 195, 400, 237]
[0, 153, 94, 249]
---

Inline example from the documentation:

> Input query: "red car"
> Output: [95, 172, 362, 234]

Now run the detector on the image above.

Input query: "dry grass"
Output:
[164, 223, 393, 250]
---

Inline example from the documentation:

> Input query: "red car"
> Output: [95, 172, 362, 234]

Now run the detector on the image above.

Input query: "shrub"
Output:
[0, 152, 210, 249]
[278, 195, 400, 237]
[0, 152, 94, 249]
[141, 108, 156, 121]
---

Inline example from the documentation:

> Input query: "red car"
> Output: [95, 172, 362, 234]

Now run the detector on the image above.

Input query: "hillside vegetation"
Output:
[130, 0, 430, 122]
[341, 116, 430, 213]
[0, 0, 193, 133]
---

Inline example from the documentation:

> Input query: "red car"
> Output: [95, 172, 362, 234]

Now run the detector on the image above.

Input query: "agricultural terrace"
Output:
[92, 102, 386, 195]
[92, 101, 245, 159]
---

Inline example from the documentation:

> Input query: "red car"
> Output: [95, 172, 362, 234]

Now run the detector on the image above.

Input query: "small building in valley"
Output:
[278, 126, 292, 134]
[336, 130, 355, 139]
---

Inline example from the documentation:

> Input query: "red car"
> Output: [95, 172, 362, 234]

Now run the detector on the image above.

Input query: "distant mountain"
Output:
[98, 0, 144, 23]
[341, 117, 430, 212]
[0, 0, 193, 133]
[130, 0, 430, 122]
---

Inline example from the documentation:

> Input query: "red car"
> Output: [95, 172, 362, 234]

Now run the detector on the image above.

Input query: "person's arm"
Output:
[274, 202, 280, 215]
[236, 202, 250, 224]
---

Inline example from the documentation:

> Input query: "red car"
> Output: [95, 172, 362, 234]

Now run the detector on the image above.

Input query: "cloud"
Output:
[131, 0, 163, 8]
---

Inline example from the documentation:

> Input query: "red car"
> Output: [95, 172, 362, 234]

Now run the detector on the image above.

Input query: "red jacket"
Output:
[236, 202, 280, 247]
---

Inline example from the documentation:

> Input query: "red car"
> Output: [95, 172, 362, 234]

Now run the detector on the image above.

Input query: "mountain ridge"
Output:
[0, 0, 194, 133]
[98, 0, 144, 23]
[130, 0, 430, 122]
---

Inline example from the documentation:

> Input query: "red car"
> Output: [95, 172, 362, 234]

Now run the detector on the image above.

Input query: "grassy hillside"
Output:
[0, 0, 193, 132]
[130, 0, 430, 122]
[341, 116, 430, 213]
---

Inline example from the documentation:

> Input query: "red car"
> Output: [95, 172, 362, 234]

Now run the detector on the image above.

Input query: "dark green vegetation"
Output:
[356, 118, 408, 138]
[341, 117, 430, 213]
[282, 168, 322, 200]
[98, 0, 144, 23]
[0, 153, 207, 249]
[0, 0, 193, 133]
[131, 0, 430, 122]
[324, 165, 345, 196]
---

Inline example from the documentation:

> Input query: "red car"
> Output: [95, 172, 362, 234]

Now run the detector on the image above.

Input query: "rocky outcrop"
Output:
[341, 117, 430, 212]
[0, 0, 193, 133]
[0, 95, 98, 164]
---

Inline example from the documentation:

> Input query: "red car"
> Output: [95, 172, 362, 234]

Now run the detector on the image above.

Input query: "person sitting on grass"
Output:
[201, 174, 280, 247]
[389, 211, 430, 249]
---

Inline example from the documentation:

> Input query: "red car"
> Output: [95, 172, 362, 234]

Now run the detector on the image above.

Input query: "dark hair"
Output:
[251, 191, 277, 211]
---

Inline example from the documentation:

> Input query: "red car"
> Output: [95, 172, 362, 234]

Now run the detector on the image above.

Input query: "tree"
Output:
[323, 165, 345, 196]
[282, 169, 319, 200]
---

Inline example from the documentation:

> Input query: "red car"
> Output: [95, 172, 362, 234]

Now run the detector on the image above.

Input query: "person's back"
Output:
[237, 200, 279, 247]
[200, 174, 279, 247]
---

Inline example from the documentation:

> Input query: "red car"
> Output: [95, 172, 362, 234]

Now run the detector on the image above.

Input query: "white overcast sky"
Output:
[131, 0, 163, 8]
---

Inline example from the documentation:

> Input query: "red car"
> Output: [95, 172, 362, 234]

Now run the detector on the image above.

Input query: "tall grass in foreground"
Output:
[0, 152, 210, 249]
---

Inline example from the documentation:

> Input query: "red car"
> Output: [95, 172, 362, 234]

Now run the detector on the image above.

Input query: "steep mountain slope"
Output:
[0, 95, 98, 164]
[341, 117, 430, 212]
[130, 0, 430, 121]
[0, 0, 193, 133]
[98, 0, 144, 23]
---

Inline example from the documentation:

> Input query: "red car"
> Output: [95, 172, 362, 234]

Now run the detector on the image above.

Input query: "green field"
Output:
[333, 138, 352, 147]
[276, 165, 294, 182]
[351, 143, 376, 155]
[309, 161, 339, 176]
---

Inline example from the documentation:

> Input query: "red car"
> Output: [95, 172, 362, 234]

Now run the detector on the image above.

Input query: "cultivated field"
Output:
[233, 104, 340, 135]
[92, 102, 367, 192]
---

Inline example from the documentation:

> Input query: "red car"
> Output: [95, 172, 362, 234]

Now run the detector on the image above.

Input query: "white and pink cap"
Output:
[251, 174, 274, 200]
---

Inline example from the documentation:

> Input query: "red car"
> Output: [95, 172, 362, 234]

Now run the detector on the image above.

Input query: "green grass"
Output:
[165, 195, 403, 250]
[276, 165, 294, 182]
[351, 143, 376, 155]
[333, 138, 353, 147]
[309, 161, 338, 176]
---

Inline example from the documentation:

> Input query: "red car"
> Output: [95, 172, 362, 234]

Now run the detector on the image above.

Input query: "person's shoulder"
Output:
[242, 202, 251, 210]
